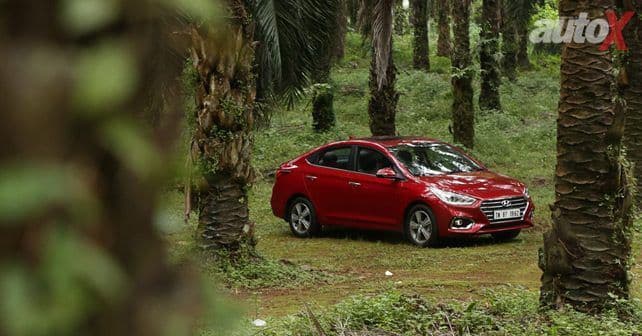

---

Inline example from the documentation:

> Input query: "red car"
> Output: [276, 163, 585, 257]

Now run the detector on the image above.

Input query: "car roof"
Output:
[352, 136, 440, 147]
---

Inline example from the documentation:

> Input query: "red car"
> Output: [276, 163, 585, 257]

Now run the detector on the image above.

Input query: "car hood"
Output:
[419, 170, 526, 199]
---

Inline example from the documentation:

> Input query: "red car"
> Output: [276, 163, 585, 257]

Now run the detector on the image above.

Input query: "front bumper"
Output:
[432, 198, 535, 237]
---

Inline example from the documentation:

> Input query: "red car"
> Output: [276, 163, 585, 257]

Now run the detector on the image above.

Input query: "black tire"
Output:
[287, 197, 321, 238]
[492, 229, 521, 241]
[404, 204, 439, 247]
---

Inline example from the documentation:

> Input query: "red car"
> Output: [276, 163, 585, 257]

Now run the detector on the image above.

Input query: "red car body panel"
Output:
[270, 137, 534, 238]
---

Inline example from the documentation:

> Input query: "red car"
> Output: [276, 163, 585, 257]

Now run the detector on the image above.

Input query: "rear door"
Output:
[349, 146, 404, 228]
[304, 146, 356, 226]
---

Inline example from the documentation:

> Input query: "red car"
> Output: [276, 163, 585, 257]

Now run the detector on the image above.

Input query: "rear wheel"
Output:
[288, 197, 320, 238]
[491, 229, 521, 241]
[404, 205, 439, 247]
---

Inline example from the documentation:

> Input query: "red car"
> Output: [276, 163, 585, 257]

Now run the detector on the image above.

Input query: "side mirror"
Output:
[376, 167, 399, 179]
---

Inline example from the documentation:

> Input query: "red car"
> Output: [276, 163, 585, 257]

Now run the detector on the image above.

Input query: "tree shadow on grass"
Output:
[316, 227, 523, 249]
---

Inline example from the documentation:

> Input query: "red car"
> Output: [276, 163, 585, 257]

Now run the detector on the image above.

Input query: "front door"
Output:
[349, 146, 403, 228]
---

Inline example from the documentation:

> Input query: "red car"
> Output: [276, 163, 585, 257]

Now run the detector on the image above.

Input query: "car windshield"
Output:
[388, 143, 483, 176]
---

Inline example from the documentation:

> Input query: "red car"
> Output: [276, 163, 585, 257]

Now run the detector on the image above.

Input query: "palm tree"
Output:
[539, 0, 634, 312]
[0, 1, 201, 334]
[189, 0, 338, 253]
[451, 0, 474, 148]
[311, 0, 343, 132]
[503, 0, 541, 72]
[360, 0, 400, 136]
[436, 0, 452, 57]
[500, 0, 518, 80]
[411, 0, 430, 70]
[623, 0, 642, 208]
[516, 24, 532, 69]
[189, 1, 258, 253]
[479, 0, 502, 111]
[335, 1, 348, 60]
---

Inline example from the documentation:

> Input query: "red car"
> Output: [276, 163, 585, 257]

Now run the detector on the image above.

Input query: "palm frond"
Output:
[254, 0, 340, 106]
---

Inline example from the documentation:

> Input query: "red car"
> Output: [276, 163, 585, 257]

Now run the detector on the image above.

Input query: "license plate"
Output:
[494, 208, 521, 220]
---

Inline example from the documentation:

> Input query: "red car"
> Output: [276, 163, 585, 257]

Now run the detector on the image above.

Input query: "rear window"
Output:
[313, 147, 352, 170]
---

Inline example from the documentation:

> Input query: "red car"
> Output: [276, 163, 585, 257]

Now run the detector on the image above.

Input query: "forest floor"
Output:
[162, 33, 642, 333]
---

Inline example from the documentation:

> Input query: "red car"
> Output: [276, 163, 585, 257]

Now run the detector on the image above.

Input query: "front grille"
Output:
[480, 196, 528, 224]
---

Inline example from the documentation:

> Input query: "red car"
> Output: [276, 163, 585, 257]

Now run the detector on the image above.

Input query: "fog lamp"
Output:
[450, 217, 474, 230]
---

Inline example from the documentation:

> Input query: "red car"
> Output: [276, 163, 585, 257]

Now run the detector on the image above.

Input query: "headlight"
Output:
[524, 187, 530, 198]
[430, 187, 477, 206]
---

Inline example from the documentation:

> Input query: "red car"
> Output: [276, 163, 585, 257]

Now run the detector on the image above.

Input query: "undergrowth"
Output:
[205, 247, 338, 290]
[232, 288, 642, 336]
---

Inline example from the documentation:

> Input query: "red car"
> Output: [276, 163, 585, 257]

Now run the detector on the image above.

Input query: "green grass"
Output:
[165, 32, 642, 334]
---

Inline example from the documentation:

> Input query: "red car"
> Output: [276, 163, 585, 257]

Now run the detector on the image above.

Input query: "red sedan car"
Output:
[270, 137, 534, 247]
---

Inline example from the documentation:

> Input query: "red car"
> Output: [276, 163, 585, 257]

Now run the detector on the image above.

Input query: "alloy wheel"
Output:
[290, 202, 312, 234]
[409, 210, 432, 244]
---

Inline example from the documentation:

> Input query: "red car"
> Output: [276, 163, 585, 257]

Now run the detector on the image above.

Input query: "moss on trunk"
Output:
[451, 0, 474, 148]
[479, 0, 502, 111]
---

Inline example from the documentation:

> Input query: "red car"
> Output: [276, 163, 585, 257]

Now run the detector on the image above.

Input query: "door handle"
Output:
[348, 181, 361, 187]
[306, 175, 318, 181]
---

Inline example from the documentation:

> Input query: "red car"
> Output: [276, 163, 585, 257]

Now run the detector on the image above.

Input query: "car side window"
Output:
[316, 147, 352, 170]
[357, 147, 392, 175]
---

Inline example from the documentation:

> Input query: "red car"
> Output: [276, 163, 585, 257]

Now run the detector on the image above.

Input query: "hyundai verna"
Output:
[270, 137, 534, 247]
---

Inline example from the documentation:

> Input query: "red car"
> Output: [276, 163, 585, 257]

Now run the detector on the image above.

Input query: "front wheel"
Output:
[491, 229, 521, 241]
[288, 197, 321, 238]
[404, 205, 439, 248]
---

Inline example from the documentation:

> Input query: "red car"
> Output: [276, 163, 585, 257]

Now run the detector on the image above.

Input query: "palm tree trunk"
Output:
[334, 0, 348, 60]
[369, 45, 399, 136]
[394, 0, 406, 35]
[190, 1, 257, 253]
[516, 24, 532, 70]
[479, 0, 502, 111]
[311, 3, 342, 133]
[0, 1, 201, 334]
[437, 0, 452, 57]
[500, 0, 518, 81]
[312, 52, 336, 132]
[623, 1, 642, 208]
[312, 85, 336, 132]
[451, 0, 474, 148]
[539, 0, 634, 312]
[411, 0, 430, 70]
